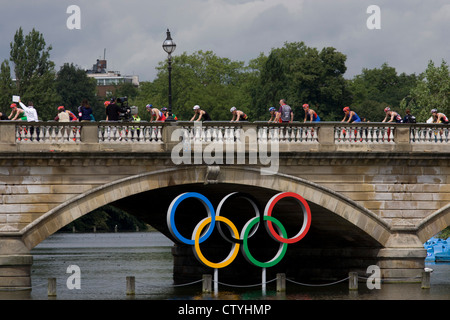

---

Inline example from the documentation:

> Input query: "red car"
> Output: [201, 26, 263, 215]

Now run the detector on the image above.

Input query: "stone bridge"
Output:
[0, 121, 449, 289]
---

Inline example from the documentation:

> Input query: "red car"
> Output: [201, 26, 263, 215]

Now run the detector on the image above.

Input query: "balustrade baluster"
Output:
[9, 122, 450, 146]
[235, 127, 241, 143]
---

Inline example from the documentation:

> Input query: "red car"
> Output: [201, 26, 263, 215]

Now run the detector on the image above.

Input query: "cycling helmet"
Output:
[431, 109, 438, 113]
[343, 107, 350, 112]
[146, 104, 153, 109]
[269, 107, 276, 112]
[193, 105, 200, 110]
[161, 107, 168, 111]
[384, 107, 391, 112]
[10, 103, 17, 108]
[230, 107, 237, 112]
[302, 104, 309, 109]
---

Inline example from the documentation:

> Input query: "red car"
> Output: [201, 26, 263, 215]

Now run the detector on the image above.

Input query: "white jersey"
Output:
[19, 102, 39, 122]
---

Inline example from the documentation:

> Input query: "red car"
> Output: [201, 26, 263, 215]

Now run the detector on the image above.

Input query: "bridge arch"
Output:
[21, 166, 392, 250]
[417, 204, 450, 242]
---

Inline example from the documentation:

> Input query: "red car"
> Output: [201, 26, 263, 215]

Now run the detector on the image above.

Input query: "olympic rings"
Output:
[166, 191, 311, 269]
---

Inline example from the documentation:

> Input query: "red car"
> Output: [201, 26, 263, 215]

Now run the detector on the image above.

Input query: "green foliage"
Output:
[437, 227, 450, 240]
[61, 205, 149, 233]
[55, 63, 99, 118]
[409, 60, 450, 122]
[9, 27, 60, 120]
[250, 42, 351, 121]
[348, 63, 418, 122]
[132, 50, 250, 121]
[0, 60, 15, 115]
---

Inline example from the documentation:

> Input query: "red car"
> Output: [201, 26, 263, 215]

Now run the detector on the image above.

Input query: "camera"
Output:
[114, 97, 132, 121]
[116, 97, 128, 104]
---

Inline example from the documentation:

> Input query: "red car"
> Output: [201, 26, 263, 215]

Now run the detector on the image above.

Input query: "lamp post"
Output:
[162, 29, 176, 122]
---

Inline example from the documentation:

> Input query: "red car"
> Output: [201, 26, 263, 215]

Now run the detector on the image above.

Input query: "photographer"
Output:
[106, 98, 122, 121]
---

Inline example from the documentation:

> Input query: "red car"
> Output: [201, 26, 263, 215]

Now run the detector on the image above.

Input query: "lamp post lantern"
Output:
[162, 29, 176, 122]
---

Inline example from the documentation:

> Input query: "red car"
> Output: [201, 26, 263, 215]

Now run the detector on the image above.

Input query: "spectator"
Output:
[131, 110, 141, 139]
[78, 99, 94, 122]
[402, 109, 416, 123]
[18, 99, 40, 140]
[162, 107, 178, 120]
[106, 98, 122, 121]
[18, 99, 38, 121]
[276, 99, 293, 123]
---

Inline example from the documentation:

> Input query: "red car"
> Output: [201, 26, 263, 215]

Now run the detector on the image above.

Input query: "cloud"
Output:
[0, 0, 448, 82]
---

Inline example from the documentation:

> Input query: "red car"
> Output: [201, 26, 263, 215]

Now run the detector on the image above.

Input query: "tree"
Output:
[55, 63, 99, 118]
[9, 27, 59, 120]
[61, 205, 149, 233]
[250, 51, 287, 120]
[348, 63, 417, 121]
[0, 60, 15, 115]
[144, 50, 249, 121]
[409, 60, 450, 122]
[250, 42, 351, 121]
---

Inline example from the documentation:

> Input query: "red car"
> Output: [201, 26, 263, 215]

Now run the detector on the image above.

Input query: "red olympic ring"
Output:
[264, 192, 311, 244]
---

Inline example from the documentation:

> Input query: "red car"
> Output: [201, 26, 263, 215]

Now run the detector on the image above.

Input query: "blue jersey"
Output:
[351, 112, 361, 123]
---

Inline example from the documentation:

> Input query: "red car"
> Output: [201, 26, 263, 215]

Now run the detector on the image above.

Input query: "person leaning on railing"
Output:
[302, 104, 321, 123]
[341, 106, 361, 123]
[8, 103, 27, 121]
[230, 106, 248, 122]
[431, 109, 449, 124]
[382, 107, 403, 123]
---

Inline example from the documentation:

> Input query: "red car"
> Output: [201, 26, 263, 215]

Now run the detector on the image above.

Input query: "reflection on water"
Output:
[0, 232, 449, 300]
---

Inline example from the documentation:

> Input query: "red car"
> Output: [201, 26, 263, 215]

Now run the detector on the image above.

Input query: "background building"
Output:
[86, 58, 139, 98]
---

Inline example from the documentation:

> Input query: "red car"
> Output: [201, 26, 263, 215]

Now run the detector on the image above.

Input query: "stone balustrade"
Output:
[0, 121, 449, 153]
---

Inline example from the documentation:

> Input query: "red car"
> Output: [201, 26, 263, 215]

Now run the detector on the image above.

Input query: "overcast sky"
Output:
[0, 0, 449, 82]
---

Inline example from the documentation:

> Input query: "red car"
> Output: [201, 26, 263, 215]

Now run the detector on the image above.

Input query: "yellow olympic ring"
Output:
[193, 216, 241, 269]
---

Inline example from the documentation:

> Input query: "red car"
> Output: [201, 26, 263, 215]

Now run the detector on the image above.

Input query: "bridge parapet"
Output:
[0, 121, 449, 154]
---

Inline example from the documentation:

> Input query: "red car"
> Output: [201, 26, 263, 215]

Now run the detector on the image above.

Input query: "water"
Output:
[1, 232, 449, 301]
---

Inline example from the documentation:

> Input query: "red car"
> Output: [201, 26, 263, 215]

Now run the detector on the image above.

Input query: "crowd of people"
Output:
[1, 97, 449, 125]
